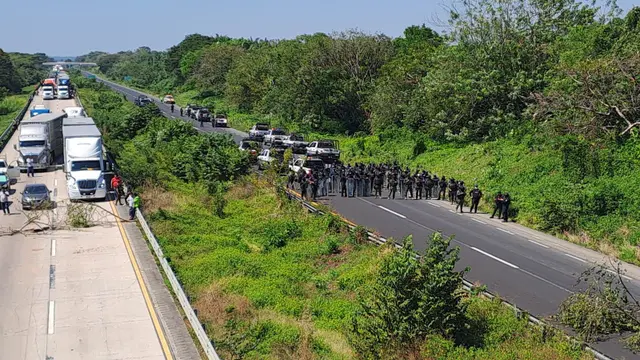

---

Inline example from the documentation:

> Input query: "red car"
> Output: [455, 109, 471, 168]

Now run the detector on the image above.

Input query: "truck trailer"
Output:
[63, 125, 106, 200]
[15, 112, 64, 170]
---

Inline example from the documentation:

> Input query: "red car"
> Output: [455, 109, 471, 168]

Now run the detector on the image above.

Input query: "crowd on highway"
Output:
[287, 162, 513, 222]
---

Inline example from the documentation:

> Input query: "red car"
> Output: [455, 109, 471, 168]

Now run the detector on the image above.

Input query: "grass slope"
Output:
[0, 86, 34, 132]
[141, 176, 589, 360]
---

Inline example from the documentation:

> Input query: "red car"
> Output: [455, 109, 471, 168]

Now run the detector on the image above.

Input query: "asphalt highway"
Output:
[86, 72, 640, 359]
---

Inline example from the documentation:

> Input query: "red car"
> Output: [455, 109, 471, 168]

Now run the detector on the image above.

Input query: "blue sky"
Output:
[2, 0, 637, 56]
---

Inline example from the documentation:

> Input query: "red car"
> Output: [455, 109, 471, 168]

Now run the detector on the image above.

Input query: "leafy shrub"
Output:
[261, 219, 302, 250]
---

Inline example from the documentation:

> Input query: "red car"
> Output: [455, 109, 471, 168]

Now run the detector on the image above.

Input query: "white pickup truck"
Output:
[306, 140, 341, 163]
[249, 123, 270, 141]
[289, 157, 326, 175]
[282, 133, 308, 154]
[257, 148, 285, 170]
[264, 128, 288, 146]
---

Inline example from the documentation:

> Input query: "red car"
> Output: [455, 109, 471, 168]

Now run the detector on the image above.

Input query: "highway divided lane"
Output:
[91, 72, 640, 359]
[0, 94, 166, 359]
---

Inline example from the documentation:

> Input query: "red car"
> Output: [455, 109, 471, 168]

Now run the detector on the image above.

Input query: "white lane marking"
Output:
[427, 202, 440, 208]
[449, 210, 456, 214]
[51, 239, 56, 257]
[528, 239, 549, 248]
[605, 268, 632, 281]
[472, 218, 487, 225]
[471, 247, 519, 269]
[496, 228, 514, 235]
[53, 178, 57, 187]
[564, 253, 586, 263]
[171, 116, 176, 119]
[377, 205, 407, 219]
[47, 301, 55, 334]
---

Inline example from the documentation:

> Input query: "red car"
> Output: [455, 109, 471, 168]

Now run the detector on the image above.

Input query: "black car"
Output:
[21, 183, 52, 210]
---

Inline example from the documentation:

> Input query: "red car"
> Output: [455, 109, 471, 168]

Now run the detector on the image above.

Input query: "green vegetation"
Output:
[0, 86, 33, 131]
[0, 49, 48, 98]
[75, 76, 590, 359]
[77, 2, 640, 266]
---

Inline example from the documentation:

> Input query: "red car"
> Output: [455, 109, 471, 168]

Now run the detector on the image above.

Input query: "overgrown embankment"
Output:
[0, 86, 34, 131]
[75, 74, 591, 360]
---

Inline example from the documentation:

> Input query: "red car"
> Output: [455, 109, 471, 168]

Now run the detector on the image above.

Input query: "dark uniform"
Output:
[340, 170, 347, 197]
[438, 176, 447, 200]
[449, 179, 458, 204]
[502, 193, 511, 222]
[387, 172, 398, 200]
[425, 175, 433, 199]
[403, 172, 414, 199]
[415, 174, 424, 200]
[490, 192, 504, 219]
[300, 177, 308, 200]
[470, 185, 482, 213]
[456, 181, 466, 213]
[287, 171, 296, 189]
[374, 171, 384, 198]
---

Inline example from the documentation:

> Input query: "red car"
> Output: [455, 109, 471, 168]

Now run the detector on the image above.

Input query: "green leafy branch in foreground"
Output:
[559, 263, 640, 350]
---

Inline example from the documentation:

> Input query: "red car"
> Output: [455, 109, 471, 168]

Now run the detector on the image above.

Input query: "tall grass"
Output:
[0, 86, 32, 131]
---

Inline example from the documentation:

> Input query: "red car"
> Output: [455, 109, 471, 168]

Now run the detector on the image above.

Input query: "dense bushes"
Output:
[75, 76, 249, 194]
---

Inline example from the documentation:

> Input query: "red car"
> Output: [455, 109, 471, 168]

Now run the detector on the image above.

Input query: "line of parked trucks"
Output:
[40, 68, 73, 100]
[11, 75, 108, 201]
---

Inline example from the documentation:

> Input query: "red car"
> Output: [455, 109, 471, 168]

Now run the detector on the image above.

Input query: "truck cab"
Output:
[63, 125, 107, 200]
[249, 123, 270, 141]
[264, 128, 288, 146]
[63, 107, 85, 118]
[283, 133, 308, 154]
[16, 113, 65, 170]
[57, 85, 70, 99]
[41, 86, 55, 100]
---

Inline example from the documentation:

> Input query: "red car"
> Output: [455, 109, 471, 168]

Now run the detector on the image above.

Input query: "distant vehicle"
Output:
[249, 123, 270, 141]
[21, 183, 52, 210]
[185, 104, 202, 119]
[30, 105, 50, 117]
[306, 140, 340, 163]
[283, 133, 308, 154]
[0, 158, 19, 189]
[195, 108, 211, 122]
[41, 86, 55, 100]
[289, 157, 326, 175]
[42, 78, 56, 88]
[264, 128, 288, 146]
[257, 148, 285, 170]
[63, 107, 86, 118]
[214, 113, 228, 127]
[134, 95, 153, 107]
[162, 95, 175, 104]
[239, 138, 260, 162]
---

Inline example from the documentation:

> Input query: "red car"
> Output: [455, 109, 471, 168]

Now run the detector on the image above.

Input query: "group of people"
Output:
[110, 174, 140, 220]
[286, 162, 512, 221]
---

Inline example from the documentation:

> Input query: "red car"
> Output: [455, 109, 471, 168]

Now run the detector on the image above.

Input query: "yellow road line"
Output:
[109, 201, 174, 360]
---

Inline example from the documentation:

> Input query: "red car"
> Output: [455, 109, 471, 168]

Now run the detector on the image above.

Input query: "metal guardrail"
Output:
[284, 189, 613, 360]
[136, 210, 221, 360]
[0, 91, 35, 153]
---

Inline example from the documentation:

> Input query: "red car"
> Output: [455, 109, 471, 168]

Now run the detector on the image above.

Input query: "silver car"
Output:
[21, 183, 52, 210]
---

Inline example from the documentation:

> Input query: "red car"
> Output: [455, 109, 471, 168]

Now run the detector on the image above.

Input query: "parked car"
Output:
[283, 133, 309, 154]
[289, 157, 326, 175]
[249, 123, 270, 141]
[306, 140, 341, 163]
[257, 148, 285, 170]
[0, 158, 20, 189]
[134, 95, 153, 107]
[162, 94, 175, 104]
[264, 128, 288, 146]
[214, 113, 228, 127]
[195, 108, 211, 122]
[21, 183, 52, 210]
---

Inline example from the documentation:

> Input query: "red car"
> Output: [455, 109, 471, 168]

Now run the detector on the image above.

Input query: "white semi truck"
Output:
[15, 112, 64, 170]
[62, 107, 86, 118]
[63, 124, 107, 200]
[63, 117, 95, 127]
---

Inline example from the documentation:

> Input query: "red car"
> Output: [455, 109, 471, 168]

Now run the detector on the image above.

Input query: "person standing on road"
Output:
[186, 108, 191, 118]
[180, 107, 184, 117]
[127, 192, 135, 220]
[0, 189, 10, 215]
[490, 192, 504, 219]
[171, 104, 175, 113]
[502, 193, 511, 222]
[438, 176, 447, 200]
[300, 175, 309, 200]
[340, 169, 347, 197]
[470, 185, 483, 213]
[387, 171, 398, 200]
[26, 157, 34, 177]
[111, 175, 123, 205]
[455, 181, 466, 213]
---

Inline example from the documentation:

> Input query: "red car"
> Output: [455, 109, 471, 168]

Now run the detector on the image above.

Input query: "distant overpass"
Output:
[42, 61, 97, 66]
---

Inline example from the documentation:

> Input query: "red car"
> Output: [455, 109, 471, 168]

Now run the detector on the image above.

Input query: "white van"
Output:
[42, 86, 55, 100]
